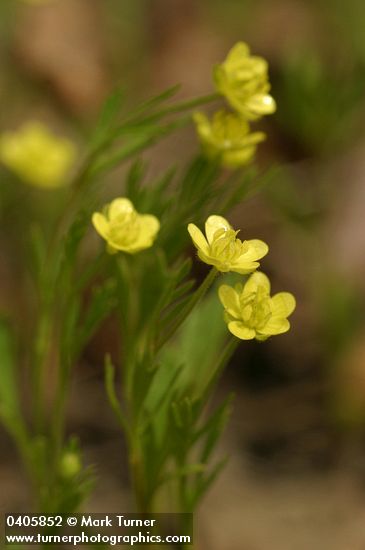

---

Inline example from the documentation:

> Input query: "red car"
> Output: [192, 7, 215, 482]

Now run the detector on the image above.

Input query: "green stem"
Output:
[129, 442, 149, 513]
[48, 358, 71, 505]
[31, 313, 49, 433]
[105, 357, 131, 441]
[202, 336, 239, 403]
[115, 255, 142, 402]
[158, 267, 218, 350]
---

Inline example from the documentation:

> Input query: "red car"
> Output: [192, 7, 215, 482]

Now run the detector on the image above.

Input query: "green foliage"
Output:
[115, 288, 237, 511]
[0, 63, 272, 525]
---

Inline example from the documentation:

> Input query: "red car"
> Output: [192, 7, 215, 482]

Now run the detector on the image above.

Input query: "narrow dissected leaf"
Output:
[124, 84, 181, 123]
[125, 159, 147, 204]
[171, 397, 193, 432]
[158, 292, 193, 343]
[170, 279, 196, 304]
[74, 280, 116, 360]
[171, 256, 193, 284]
[195, 394, 234, 464]
[92, 118, 189, 177]
[179, 156, 219, 203]
[190, 457, 228, 509]
[61, 211, 91, 278]
[141, 361, 184, 447]
[104, 355, 129, 435]
[90, 88, 125, 149]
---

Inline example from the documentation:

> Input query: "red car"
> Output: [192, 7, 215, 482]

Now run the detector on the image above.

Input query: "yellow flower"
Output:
[0, 121, 76, 189]
[214, 42, 276, 120]
[219, 272, 296, 340]
[193, 110, 265, 168]
[92, 198, 160, 254]
[187, 215, 268, 274]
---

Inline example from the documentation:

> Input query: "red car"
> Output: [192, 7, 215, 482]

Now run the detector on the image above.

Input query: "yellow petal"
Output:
[108, 198, 135, 220]
[230, 260, 260, 275]
[228, 321, 255, 340]
[244, 271, 271, 294]
[245, 94, 276, 116]
[222, 147, 257, 168]
[92, 213, 109, 240]
[187, 223, 209, 254]
[231, 240, 268, 273]
[225, 42, 250, 67]
[218, 284, 241, 318]
[243, 131, 267, 146]
[126, 214, 160, 252]
[193, 112, 211, 138]
[260, 318, 290, 336]
[271, 292, 296, 318]
[139, 214, 160, 236]
[243, 239, 269, 260]
[197, 250, 216, 267]
[205, 215, 231, 244]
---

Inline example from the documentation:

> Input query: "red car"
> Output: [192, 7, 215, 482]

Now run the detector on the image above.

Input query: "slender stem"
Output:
[129, 442, 148, 513]
[202, 336, 239, 403]
[158, 267, 218, 350]
[48, 357, 71, 506]
[114, 255, 141, 400]
[31, 308, 51, 433]
[105, 358, 131, 441]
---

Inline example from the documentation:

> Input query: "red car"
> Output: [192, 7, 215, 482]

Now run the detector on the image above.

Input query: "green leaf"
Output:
[129, 84, 181, 119]
[190, 457, 228, 508]
[104, 356, 129, 435]
[170, 279, 196, 304]
[62, 211, 91, 267]
[125, 159, 147, 204]
[90, 88, 125, 149]
[159, 285, 228, 398]
[92, 118, 189, 177]
[195, 394, 233, 464]
[142, 361, 184, 448]
[73, 280, 116, 360]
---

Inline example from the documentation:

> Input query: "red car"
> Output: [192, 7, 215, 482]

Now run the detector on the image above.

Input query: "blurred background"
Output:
[1, 1, 365, 548]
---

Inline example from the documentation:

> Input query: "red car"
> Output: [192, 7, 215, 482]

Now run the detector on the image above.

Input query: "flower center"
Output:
[210, 228, 249, 265]
[240, 287, 271, 329]
[109, 212, 141, 245]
